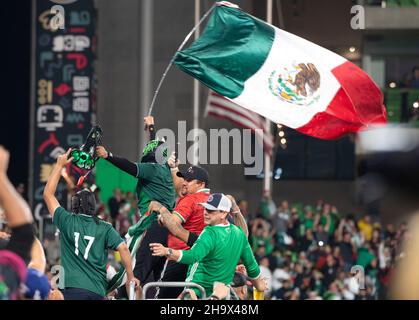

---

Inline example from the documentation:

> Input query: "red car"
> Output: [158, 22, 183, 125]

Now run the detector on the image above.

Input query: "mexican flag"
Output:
[174, 2, 386, 139]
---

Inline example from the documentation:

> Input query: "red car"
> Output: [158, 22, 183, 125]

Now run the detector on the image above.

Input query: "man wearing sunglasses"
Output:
[150, 193, 266, 299]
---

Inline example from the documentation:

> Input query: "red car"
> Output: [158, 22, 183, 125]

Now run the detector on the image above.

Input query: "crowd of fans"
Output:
[75, 187, 405, 300]
[243, 196, 404, 300]
[1, 182, 407, 300]
[105, 189, 140, 235]
[399, 66, 419, 89]
[367, 0, 419, 7]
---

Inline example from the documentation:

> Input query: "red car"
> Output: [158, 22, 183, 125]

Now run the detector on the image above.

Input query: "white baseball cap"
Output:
[199, 193, 232, 212]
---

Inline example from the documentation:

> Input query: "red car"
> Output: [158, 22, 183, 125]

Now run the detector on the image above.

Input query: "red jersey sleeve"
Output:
[173, 195, 195, 224]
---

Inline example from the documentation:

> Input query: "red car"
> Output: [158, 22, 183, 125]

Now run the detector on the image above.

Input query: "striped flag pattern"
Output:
[175, 4, 386, 140]
[205, 90, 275, 156]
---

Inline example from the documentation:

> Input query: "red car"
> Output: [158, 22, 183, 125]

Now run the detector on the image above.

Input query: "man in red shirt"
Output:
[153, 165, 210, 298]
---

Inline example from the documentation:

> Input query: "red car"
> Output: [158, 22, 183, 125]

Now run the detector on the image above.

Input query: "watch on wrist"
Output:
[166, 248, 173, 257]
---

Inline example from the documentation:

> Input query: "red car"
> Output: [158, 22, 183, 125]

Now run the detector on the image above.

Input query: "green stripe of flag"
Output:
[174, 5, 275, 99]
[107, 211, 157, 294]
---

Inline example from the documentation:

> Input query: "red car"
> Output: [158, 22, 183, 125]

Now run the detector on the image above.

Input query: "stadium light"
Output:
[389, 82, 397, 89]
[413, 101, 419, 109]
[349, 46, 356, 53]
[274, 168, 282, 180]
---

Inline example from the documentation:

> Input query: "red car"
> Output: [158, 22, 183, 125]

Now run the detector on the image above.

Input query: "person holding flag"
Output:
[96, 116, 177, 298]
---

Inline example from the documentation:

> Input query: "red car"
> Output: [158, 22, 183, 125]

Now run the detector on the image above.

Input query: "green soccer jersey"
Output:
[53, 207, 124, 297]
[178, 223, 261, 298]
[135, 162, 176, 215]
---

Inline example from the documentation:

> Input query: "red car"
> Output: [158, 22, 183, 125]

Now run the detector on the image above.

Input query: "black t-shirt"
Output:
[321, 264, 338, 287]
[338, 241, 354, 263]
[272, 287, 292, 300]
[108, 197, 120, 219]
[297, 237, 313, 252]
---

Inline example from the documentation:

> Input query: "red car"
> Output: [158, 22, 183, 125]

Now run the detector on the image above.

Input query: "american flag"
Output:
[205, 90, 275, 156]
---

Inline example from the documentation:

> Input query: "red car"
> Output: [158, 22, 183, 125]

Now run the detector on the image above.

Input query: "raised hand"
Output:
[95, 146, 109, 158]
[144, 116, 154, 130]
[167, 151, 179, 169]
[57, 149, 73, 167]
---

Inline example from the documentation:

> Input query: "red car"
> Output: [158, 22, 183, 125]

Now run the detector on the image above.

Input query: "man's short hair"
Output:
[231, 272, 251, 288]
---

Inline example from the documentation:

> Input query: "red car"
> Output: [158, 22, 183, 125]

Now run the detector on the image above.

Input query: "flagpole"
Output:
[276, 0, 285, 29]
[146, 3, 216, 117]
[264, 0, 273, 196]
[192, 0, 200, 165]
[140, 0, 153, 153]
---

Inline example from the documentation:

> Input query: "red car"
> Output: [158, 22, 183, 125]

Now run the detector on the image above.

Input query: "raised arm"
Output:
[251, 218, 262, 235]
[61, 167, 75, 191]
[336, 218, 345, 242]
[96, 146, 138, 177]
[0, 146, 35, 263]
[324, 213, 331, 233]
[313, 213, 321, 229]
[0, 146, 33, 228]
[144, 116, 156, 141]
[261, 219, 270, 238]
[28, 237, 47, 273]
[43, 149, 73, 218]
[227, 195, 249, 237]
[167, 152, 184, 197]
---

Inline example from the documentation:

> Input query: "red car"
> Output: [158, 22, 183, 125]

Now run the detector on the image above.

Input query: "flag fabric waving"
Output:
[107, 211, 157, 294]
[174, 2, 386, 140]
[205, 90, 275, 156]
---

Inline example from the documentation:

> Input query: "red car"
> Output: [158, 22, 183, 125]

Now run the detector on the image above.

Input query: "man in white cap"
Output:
[150, 193, 265, 299]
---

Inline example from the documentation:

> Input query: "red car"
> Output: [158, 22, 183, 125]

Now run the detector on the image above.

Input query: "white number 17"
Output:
[74, 232, 95, 260]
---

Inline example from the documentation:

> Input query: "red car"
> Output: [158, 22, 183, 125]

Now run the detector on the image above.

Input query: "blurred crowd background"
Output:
[1, 183, 407, 300]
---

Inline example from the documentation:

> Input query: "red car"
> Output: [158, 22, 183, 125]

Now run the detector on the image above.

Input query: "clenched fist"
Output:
[96, 146, 109, 159]
[167, 151, 179, 169]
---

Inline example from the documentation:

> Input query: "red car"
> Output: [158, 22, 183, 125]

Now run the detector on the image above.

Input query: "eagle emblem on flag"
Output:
[269, 62, 321, 106]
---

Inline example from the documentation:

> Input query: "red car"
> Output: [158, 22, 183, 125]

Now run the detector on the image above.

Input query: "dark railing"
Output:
[142, 282, 207, 300]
